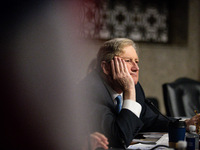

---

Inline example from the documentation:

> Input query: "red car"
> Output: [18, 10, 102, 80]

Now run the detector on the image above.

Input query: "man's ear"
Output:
[101, 61, 111, 75]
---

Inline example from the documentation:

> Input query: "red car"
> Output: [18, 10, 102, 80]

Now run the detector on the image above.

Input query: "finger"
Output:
[93, 132, 109, 144]
[91, 134, 107, 145]
[96, 142, 109, 149]
[117, 57, 123, 72]
[90, 135, 101, 150]
[114, 56, 120, 73]
[91, 132, 109, 145]
[96, 140, 109, 149]
[90, 135, 108, 150]
[93, 132, 107, 140]
[111, 59, 116, 78]
[90, 134, 101, 142]
[122, 59, 129, 73]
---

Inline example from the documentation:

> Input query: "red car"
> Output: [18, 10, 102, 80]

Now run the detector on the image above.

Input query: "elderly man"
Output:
[80, 38, 200, 149]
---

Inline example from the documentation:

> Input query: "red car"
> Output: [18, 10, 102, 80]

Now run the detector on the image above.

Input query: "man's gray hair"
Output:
[96, 38, 137, 71]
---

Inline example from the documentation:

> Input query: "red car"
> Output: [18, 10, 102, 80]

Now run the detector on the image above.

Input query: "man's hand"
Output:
[90, 132, 109, 150]
[111, 56, 136, 100]
[185, 114, 200, 131]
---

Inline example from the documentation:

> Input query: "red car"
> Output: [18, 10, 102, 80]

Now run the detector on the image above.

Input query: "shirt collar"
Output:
[104, 82, 123, 100]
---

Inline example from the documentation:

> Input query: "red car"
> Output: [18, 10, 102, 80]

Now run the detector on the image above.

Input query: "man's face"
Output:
[119, 45, 139, 85]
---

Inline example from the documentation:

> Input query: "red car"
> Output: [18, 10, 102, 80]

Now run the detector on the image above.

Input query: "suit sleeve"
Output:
[91, 102, 144, 148]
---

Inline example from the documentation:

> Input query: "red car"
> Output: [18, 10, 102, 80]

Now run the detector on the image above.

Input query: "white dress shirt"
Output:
[104, 82, 142, 118]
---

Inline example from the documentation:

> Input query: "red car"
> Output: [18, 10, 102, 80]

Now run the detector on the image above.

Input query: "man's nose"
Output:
[131, 62, 139, 71]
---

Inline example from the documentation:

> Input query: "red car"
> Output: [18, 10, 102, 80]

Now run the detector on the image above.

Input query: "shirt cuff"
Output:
[122, 100, 142, 118]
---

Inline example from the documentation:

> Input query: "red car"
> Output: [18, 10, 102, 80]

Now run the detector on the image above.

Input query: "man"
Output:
[80, 38, 200, 148]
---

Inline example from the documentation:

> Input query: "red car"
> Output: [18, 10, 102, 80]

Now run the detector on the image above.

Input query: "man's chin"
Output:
[134, 81, 138, 85]
[131, 76, 138, 84]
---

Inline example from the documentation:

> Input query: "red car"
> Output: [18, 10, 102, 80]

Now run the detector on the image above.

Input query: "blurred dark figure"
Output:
[1, 1, 94, 150]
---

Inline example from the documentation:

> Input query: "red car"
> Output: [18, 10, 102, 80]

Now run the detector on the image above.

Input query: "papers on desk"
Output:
[156, 134, 168, 146]
[127, 133, 169, 150]
[128, 143, 157, 150]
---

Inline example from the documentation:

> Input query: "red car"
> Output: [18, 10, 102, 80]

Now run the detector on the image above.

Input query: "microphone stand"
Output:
[145, 98, 174, 122]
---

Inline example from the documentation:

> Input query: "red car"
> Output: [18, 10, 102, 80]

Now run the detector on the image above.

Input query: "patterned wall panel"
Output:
[79, 0, 169, 43]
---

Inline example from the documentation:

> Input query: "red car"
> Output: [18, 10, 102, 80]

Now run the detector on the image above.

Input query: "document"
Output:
[127, 133, 169, 150]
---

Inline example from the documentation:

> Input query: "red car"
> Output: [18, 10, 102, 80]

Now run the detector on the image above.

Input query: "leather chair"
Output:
[162, 77, 200, 117]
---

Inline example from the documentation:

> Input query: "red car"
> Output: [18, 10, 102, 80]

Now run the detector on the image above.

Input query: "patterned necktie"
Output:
[115, 95, 122, 113]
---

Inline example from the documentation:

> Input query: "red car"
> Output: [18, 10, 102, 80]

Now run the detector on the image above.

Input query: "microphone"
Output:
[145, 98, 173, 122]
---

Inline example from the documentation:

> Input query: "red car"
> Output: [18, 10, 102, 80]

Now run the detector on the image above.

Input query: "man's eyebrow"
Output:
[120, 57, 139, 60]
[120, 57, 131, 59]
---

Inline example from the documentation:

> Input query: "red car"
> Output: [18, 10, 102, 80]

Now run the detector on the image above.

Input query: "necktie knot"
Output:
[115, 95, 122, 113]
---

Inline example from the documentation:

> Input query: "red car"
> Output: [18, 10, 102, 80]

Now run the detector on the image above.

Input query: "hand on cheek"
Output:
[111, 56, 136, 100]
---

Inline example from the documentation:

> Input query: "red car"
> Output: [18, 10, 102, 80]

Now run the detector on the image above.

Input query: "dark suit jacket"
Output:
[79, 70, 175, 148]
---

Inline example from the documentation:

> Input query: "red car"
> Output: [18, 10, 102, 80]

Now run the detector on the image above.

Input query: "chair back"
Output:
[163, 77, 200, 117]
